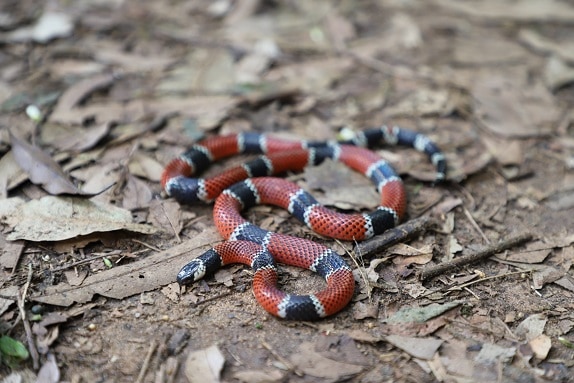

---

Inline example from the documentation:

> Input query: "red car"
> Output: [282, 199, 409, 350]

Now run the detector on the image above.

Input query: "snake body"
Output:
[162, 126, 445, 319]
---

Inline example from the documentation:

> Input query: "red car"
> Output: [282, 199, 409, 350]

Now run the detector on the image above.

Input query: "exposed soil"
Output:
[1, 1, 574, 382]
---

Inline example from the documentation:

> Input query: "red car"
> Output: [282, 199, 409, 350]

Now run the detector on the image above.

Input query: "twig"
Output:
[192, 291, 233, 307]
[337, 239, 371, 301]
[131, 239, 161, 252]
[420, 232, 532, 281]
[135, 339, 157, 383]
[354, 216, 437, 258]
[17, 264, 40, 370]
[50, 250, 123, 272]
[463, 207, 490, 244]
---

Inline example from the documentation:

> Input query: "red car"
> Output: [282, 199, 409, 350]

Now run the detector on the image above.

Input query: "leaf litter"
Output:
[0, 0, 574, 382]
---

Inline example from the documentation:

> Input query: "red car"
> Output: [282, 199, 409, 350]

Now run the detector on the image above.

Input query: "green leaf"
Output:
[0, 336, 29, 360]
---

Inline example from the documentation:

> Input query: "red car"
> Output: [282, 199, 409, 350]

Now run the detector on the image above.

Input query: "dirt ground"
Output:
[1, 1, 574, 382]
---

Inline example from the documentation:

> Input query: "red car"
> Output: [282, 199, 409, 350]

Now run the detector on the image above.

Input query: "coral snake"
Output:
[161, 126, 446, 320]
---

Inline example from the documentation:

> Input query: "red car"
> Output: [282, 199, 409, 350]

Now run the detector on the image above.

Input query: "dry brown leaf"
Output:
[481, 136, 523, 166]
[515, 314, 547, 342]
[157, 48, 235, 94]
[0, 151, 28, 196]
[529, 334, 551, 360]
[128, 152, 164, 182]
[544, 56, 574, 90]
[519, 29, 574, 64]
[290, 342, 363, 379]
[385, 335, 443, 360]
[93, 44, 177, 72]
[121, 174, 153, 210]
[184, 344, 225, 383]
[49, 59, 106, 78]
[353, 301, 379, 320]
[233, 370, 284, 383]
[265, 56, 354, 94]
[304, 158, 378, 210]
[505, 241, 552, 264]
[4, 11, 73, 44]
[452, 34, 528, 66]
[315, 335, 371, 366]
[432, 0, 574, 22]
[42, 123, 111, 153]
[475, 343, 516, 365]
[50, 73, 116, 123]
[0, 233, 24, 270]
[0, 196, 155, 242]
[472, 72, 559, 137]
[10, 131, 89, 195]
[36, 353, 60, 383]
[30, 227, 219, 306]
[385, 88, 456, 118]
[148, 199, 184, 235]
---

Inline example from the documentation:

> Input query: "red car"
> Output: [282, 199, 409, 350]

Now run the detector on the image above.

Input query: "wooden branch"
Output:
[354, 216, 437, 258]
[419, 232, 533, 281]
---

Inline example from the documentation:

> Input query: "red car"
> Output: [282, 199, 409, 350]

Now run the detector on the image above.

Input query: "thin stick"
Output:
[354, 216, 436, 258]
[192, 291, 233, 307]
[136, 339, 157, 383]
[338, 239, 371, 301]
[463, 207, 490, 244]
[17, 264, 40, 370]
[420, 232, 532, 281]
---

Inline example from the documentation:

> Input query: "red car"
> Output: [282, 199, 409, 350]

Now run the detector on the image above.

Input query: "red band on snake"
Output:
[163, 126, 446, 320]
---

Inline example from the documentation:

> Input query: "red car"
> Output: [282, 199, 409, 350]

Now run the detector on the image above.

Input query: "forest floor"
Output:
[1, 1, 574, 382]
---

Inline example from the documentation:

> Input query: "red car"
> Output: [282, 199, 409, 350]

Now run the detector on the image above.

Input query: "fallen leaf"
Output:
[49, 74, 116, 124]
[385, 88, 457, 118]
[532, 266, 565, 289]
[505, 241, 552, 263]
[519, 29, 574, 64]
[93, 41, 177, 72]
[474, 343, 516, 364]
[554, 275, 574, 293]
[10, 132, 86, 195]
[42, 123, 111, 153]
[290, 342, 363, 379]
[5, 12, 74, 43]
[384, 335, 443, 360]
[128, 152, 164, 182]
[157, 48, 235, 94]
[30, 228, 219, 306]
[529, 334, 551, 360]
[432, 0, 574, 22]
[233, 369, 284, 383]
[385, 301, 462, 324]
[148, 199, 184, 235]
[353, 301, 378, 320]
[472, 72, 558, 137]
[515, 314, 547, 342]
[0, 151, 27, 196]
[121, 174, 153, 210]
[346, 329, 382, 343]
[544, 56, 574, 91]
[305, 158, 378, 210]
[184, 344, 225, 383]
[481, 136, 523, 166]
[315, 335, 371, 366]
[36, 353, 60, 383]
[0, 196, 156, 242]
[0, 233, 24, 270]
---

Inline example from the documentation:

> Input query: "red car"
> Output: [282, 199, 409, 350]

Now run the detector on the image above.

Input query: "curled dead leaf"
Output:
[9, 131, 106, 196]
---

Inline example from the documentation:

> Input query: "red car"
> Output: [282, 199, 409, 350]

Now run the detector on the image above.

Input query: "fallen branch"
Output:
[354, 216, 437, 258]
[420, 232, 533, 281]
